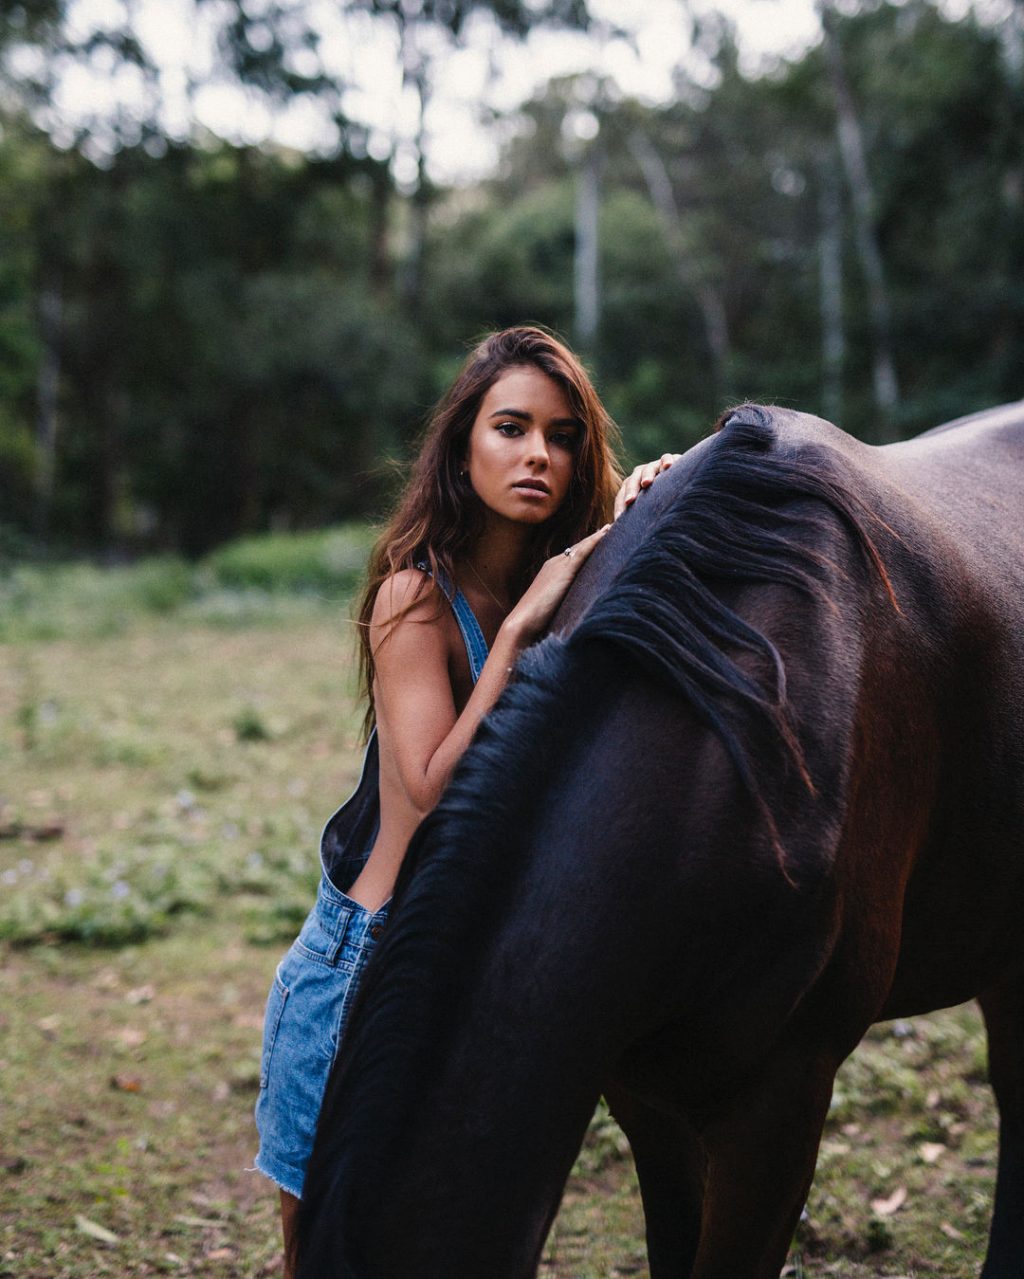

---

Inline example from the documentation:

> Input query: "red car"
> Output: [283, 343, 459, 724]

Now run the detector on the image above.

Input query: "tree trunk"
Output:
[574, 142, 601, 353]
[34, 270, 62, 540]
[817, 158, 845, 426]
[628, 128, 730, 397]
[818, 2, 899, 434]
[370, 162, 392, 298]
[397, 4, 428, 312]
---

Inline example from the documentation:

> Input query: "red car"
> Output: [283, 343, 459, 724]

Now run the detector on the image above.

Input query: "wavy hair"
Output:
[355, 326, 623, 735]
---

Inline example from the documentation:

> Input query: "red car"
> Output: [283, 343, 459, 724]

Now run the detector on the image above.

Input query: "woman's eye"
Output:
[550, 431, 578, 449]
[496, 422, 522, 436]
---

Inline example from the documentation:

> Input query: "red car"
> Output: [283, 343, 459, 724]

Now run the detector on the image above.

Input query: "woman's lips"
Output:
[512, 480, 550, 496]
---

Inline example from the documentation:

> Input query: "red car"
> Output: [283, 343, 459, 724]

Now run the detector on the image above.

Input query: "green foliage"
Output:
[0, 0, 1020, 557]
[0, 523, 371, 641]
[0, 556, 194, 641]
[0, 844, 212, 946]
[202, 524, 374, 595]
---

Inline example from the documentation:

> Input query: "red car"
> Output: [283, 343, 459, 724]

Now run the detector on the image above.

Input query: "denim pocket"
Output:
[259, 969, 289, 1090]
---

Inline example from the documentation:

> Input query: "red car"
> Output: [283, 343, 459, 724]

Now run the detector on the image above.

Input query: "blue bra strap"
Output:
[415, 561, 490, 683]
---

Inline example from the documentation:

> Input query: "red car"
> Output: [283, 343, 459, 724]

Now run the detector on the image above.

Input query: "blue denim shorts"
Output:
[254, 872, 390, 1199]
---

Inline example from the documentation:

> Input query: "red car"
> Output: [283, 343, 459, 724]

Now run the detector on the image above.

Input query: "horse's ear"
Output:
[715, 404, 771, 433]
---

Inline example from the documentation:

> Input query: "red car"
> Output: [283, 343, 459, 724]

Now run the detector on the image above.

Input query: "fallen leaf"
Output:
[36, 1015, 60, 1035]
[926, 1088, 941, 1108]
[113, 1027, 147, 1048]
[174, 1214, 224, 1228]
[125, 984, 156, 1005]
[75, 1215, 119, 1245]
[919, 1142, 945, 1164]
[870, 1185, 908, 1216]
[110, 1073, 142, 1093]
[207, 1248, 235, 1260]
[940, 1221, 964, 1241]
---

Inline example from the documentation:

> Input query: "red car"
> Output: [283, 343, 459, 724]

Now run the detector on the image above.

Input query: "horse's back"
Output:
[897, 397, 1024, 447]
[883, 400, 1024, 513]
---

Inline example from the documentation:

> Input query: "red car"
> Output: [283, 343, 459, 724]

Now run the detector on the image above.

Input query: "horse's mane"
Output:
[297, 406, 896, 1267]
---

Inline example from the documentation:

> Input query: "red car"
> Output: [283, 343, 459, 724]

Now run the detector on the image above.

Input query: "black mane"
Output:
[297, 407, 895, 1269]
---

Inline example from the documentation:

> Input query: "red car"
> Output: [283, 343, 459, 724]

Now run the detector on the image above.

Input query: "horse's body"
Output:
[298, 403, 1024, 1279]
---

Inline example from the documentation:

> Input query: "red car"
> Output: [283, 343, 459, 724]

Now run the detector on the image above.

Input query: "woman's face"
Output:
[463, 365, 581, 527]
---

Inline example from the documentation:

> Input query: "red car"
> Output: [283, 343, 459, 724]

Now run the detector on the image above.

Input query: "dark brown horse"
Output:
[298, 401, 1024, 1278]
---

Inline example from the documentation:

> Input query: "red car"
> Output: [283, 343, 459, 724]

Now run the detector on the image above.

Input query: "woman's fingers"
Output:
[561, 523, 611, 566]
[614, 465, 645, 518]
[639, 452, 681, 488]
[575, 523, 611, 555]
[508, 525, 613, 640]
[614, 453, 683, 518]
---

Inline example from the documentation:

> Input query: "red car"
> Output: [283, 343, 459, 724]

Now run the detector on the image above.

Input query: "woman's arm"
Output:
[371, 528, 609, 817]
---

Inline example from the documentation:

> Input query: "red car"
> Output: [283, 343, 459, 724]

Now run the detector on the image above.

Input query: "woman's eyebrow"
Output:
[489, 408, 582, 429]
[489, 407, 531, 420]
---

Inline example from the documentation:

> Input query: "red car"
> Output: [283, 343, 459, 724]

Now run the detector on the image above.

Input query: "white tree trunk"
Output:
[818, 1, 899, 428]
[817, 159, 845, 425]
[628, 128, 731, 393]
[574, 143, 601, 351]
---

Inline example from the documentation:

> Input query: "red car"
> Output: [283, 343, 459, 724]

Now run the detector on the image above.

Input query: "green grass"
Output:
[0, 572, 1000, 1276]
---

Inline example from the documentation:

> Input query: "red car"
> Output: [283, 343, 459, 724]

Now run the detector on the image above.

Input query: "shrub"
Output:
[200, 525, 373, 596]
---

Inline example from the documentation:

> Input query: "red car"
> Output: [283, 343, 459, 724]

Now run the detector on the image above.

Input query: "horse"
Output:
[296, 401, 1024, 1279]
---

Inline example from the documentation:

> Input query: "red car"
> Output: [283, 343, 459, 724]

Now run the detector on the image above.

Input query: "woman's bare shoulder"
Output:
[371, 567, 446, 633]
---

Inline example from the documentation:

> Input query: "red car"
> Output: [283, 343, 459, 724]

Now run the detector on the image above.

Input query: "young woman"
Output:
[253, 326, 678, 1275]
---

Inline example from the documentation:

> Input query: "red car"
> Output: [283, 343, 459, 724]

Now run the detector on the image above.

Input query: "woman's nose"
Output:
[524, 430, 549, 467]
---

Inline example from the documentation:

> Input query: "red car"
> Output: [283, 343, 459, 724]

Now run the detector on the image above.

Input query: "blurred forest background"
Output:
[0, 0, 1022, 560]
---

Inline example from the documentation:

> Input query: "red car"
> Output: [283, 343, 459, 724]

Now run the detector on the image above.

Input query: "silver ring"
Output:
[563, 546, 575, 557]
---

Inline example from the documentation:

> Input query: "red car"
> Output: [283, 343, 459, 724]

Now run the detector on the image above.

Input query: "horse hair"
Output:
[296, 405, 896, 1266]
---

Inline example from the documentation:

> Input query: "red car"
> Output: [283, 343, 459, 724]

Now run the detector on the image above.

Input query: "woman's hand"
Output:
[614, 452, 683, 519]
[502, 524, 611, 644]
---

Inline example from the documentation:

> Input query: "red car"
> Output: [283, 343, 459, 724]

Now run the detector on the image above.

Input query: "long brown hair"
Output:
[356, 326, 623, 735]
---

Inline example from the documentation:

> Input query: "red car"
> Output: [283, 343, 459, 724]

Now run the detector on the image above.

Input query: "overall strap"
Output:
[415, 561, 489, 683]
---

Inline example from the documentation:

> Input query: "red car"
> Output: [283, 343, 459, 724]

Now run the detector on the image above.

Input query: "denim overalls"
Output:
[254, 569, 489, 1199]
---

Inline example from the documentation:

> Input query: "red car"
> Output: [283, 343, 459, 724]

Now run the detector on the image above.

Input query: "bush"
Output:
[0, 523, 375, 641]
[200, 525, 374, 596]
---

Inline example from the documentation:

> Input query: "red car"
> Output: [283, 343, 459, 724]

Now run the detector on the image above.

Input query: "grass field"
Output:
[0, 590, 999, 1278]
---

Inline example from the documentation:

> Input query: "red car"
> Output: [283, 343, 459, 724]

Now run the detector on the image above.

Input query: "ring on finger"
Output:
[563, 546, 575, 557]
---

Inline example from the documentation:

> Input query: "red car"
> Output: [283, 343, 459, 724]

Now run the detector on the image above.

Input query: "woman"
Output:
[253, 326, 677, 1275]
